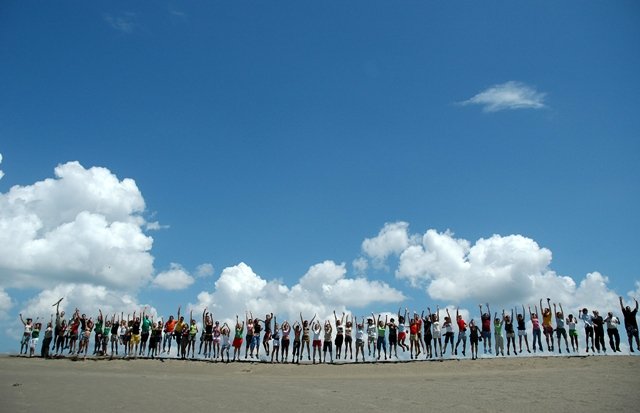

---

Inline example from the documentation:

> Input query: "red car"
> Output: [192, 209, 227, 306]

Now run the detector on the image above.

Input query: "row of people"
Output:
[18, 297, 640, 363]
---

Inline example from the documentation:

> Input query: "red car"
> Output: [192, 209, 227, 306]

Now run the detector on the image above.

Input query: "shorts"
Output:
[232, 337, 243, 349]
[131, 334, 141, 345]
[141, 332, 149, 342]
[389, 335, 397, 345]
[281, 338, 290, 348]
[356, 338, 364, 347]
[368, 336, 376, 344]
[506, 332, 515, 338]
[335, 334, 344, 347]
[345, 335, 353, 344]
[543, 326, 553, 335]
[111, 335, 118, 343]
[221, 343, 230, 350]
[409, 334, 417, 341]
[458, 331, 467, 338]
[569, 329, 578, 337]
[432, 331, 441, 339]
[30, 337, 39, 348]
[556, 327, 567, 337]
[398, 332, 407, 341]
[204, 334, 213, 342]
[251, 335, 261, 347]
[518, 330, 526, 337]
[273, 339, 280, 348]
[263, 332, 271, 343]
[323, 341, 332, 351]
[313, 340, 321, 348]
[481, 331, 491, 339]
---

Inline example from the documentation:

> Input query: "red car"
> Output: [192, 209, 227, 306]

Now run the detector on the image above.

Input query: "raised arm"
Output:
[203, 307, 207, 324]
[479, 304, 483, 319]
[487, 303, 491, 317]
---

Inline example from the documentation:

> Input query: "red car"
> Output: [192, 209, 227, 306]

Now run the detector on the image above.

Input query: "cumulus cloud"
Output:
[195, 263, 214, 278]
[0, 153, 4, 180]
[388, 225, 625, 315]
[152, 263, 195, 290]
[361, 221, 413, 267]
[191, 261, 405, 325]
[460, 81, 546, 112]
[0, 161, 154, 290]
[104, 12, 136, 34]
[0, 288, 12, 319]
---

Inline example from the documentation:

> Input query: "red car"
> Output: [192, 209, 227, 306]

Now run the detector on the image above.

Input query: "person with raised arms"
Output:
[516, 305, 531, 354]
[232, 315, 245, 362]
[333, 311, 345, 360]
[540, 298, 554, 352]
[529, 304, 543, 353]
[300, 312, 316, 362]
[619, 296, 639, 352]
[479, 303, 492, 355]
[553, 303, 570, 354]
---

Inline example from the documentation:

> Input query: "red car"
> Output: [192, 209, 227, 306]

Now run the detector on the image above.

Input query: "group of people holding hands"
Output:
[18, 296, 640, 363]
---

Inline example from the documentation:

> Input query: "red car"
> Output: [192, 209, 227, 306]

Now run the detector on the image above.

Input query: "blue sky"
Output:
[1, 2, 639, 353]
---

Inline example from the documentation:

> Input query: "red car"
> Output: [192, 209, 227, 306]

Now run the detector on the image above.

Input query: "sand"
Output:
[1, 355, 639, 412]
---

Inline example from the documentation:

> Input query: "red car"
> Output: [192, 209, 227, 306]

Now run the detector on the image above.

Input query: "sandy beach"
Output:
[1, 355, 638, 412]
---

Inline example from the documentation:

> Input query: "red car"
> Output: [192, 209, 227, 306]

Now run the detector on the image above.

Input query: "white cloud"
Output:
[352, 257, 368, 275]
[460, 81, 546, 112]
[191, 261, 405, 325]
[0, 153, 4, 180]
[152, 263, 195, 290]
[195, 263, 214, 278]
[145, 221, 169, 231]
[104, 12, 136, 34]
[0, 288, 12, 319]
[361, 221, 413, 267]
[392, 225, 625, 316]
[0, 161, 154, 290]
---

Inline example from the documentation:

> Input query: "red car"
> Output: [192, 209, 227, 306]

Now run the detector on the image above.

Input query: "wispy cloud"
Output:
[104, 12, 136, 34]
[460, 81, 546, 112]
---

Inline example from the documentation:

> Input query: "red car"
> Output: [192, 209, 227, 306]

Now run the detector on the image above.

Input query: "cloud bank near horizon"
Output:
[0, 160, 636, 342]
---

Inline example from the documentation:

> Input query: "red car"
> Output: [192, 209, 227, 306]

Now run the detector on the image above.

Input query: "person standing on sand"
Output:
[322, 319, 333, 363]
[566, 313, 578, 353]
[300, 313, 315, 361]
[281, 320, 291, 362]
[244, 312, 254, 359]
[469, 319, 480, 360]
[442, 310, 454, 356]
[375, 313, 388, 361]
[421, 310, 433, 359]
[110, 315, 120, 356]
[430, 307, 443, 358]
[312, 320, 322, 364]
[591, 310, 606, 354]
[553, 303, 570, 354]
[540, 298, 554, 352]
[220, 322, 231, 363]
[529, 305, 543, 353]
[479, 303, 492, 354]
[604, 311, 621, 352]
[19, 314, 34, 355]
[355, 316, 365, 362]
[494, 312, 505, 356]
[334, 311, 345, 360]
[504, 309, 517, 356]
[344, 316, 354, 360]
[271, 317, 281, 363]
[232, 315, 244, 361]
[388, 315, 399, 358]
[619, 296, 639, 352]
[42, 318, 53, 358]
[516, 305, 531, 354]
[454, 308, 467, 357]
[397, 308, 408, 353]
[163, 313, 177, 354]
[367, 316, 378, 359]
[579, 307, 595, 353]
